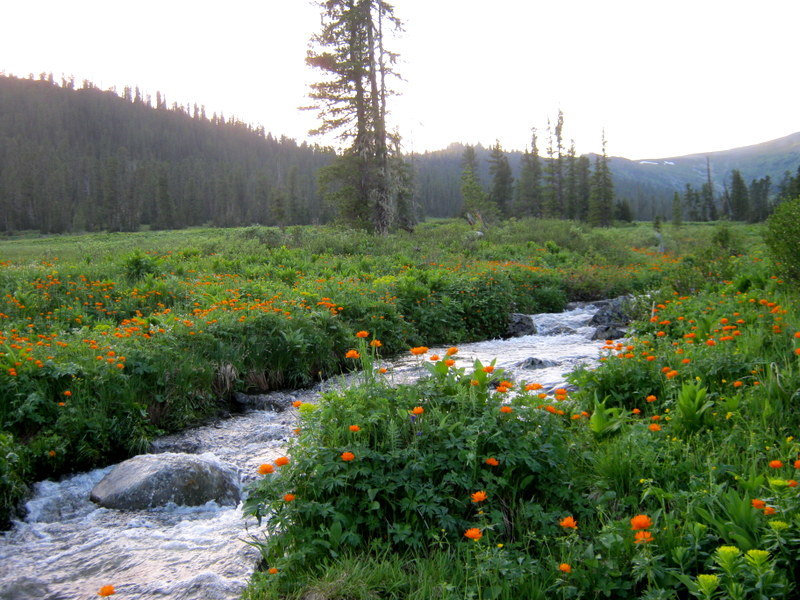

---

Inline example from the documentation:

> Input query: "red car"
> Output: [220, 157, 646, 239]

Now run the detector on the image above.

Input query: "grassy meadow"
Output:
[3, 217, 798, 600]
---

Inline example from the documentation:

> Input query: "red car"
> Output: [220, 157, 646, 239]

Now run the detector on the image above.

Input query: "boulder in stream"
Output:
[516, 357, 558, 369]
[505, 313, 537, 338]
[90, 452, 240, 510]
[592, 325, 627, 340]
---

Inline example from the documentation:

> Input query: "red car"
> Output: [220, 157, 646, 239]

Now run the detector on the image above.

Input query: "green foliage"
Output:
[764, 196, 800, 282]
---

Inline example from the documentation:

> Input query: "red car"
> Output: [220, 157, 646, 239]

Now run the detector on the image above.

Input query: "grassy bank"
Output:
[0, 220, 758, 525]
[242, 226, 800, 599]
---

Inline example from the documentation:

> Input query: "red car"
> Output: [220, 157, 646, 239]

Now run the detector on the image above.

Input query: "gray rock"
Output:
[233, 391, 294, 412]
[588, 296, 633, 328]
[516, 357, 558, 369]
[543, 325, 576, 336]
[505, 313, 537, 338]
[90, 453, 240, 510]
[592, 325, 627, 340]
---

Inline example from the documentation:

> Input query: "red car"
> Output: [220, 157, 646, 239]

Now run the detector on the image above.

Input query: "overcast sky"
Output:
[3, 0, 799, 159]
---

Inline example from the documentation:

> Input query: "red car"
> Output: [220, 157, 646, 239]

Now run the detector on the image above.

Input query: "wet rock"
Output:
[591, 325, 627, 340]
[588, 296, 633, 328]
[233, 391, 294, 412]
[150, 436, 202, 454]
[505, 313, 537, 338]
[543, 325, 576, 336]
[90, 453, 240, 510]
[516, 357, 558, 369]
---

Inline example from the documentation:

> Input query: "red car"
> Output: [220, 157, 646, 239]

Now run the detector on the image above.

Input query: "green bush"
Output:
[765, 197, 800, 282]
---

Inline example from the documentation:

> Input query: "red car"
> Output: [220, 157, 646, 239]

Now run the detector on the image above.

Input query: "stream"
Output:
[0, 302, 613, 600]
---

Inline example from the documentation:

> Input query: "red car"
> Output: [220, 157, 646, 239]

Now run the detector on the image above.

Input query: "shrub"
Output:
[764, 197, 800, 282]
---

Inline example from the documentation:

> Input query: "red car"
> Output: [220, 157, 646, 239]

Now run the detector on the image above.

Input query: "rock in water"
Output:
[90, 453, 240, 509]
[505, 313, 537, 338]
[516, 357, 558, 369]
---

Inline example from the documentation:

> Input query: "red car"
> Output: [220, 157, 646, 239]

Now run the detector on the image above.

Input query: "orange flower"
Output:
[446, 347, 459, 355]
[370, 339, 382, 347]
[485, 457, 499, 466]
[411, 406, 424, 415]
[283, 493, 296, 502]
[559, 516, 578, 529]
[500, 406, 513, 413]
[292, 400, 303, 408]
[794, 459, 800, 469]
[558, 563, 572, 573]
[470, 379, 480, 386]
[769, 460, 784, 469]
[787, 480, 798, 487]
[48, 450, 56, 457]
[464, 527, 482, 540]
[630, 514, 653, 530]
[733, 381, 743, 388]
[482, 365, 495, 373]
[349, 425, 361, 432]
[275, 456, 290, 467]
[496, 385, 509, 393]
[410, 346, 429, 355]
[634, 530, 654, 544]
[378, 367, 388, 374]
[341, 451, 355, 462]
[648, 423, 661, 432]
[763, 506, 776, 515]
[666, 370, 678, 379]
[471, 490, 488, 503]
[258, 463, 275, 475]
[525, 383, 543, 391]
[632, 408, 641, 414]
[63, 390, 72, 397]
[646, 395, 657, 403]
[268, 567, 279, 575]
[444, 359, 455, 367]
[429, 355, 441, 361]
[356, 330, 369, 338]
[97, 585, 116, 597]
[751, 498, 766, 509]
[345, 349, 360, 359]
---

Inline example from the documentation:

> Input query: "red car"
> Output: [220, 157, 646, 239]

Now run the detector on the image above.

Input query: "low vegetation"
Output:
[242, 219, 800, 599]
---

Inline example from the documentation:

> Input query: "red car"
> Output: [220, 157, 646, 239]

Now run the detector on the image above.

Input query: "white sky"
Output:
[2, 0, 799, 159]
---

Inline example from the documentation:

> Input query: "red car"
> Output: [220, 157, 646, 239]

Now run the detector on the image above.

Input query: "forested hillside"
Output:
[0, 74, 335, 233]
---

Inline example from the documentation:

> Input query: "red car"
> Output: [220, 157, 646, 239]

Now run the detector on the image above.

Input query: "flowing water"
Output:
[0, 302, 612, 600]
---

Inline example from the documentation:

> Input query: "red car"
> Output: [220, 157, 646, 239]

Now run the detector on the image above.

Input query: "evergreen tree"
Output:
[563, 141, 578, 220]
[588, 132, 614, 226]
[305, 0, 403, 234]
[729, 170, 750, 221]
[514, 130, 542, 217]
[614, 199, 633, 222]
[684, 184, 701, 221]
[701, 156, 717, 221]
[574, 155, 591, 222]
[748, 175, 771, 222]
[487, 141, 513, 217]
[671, 191, 683, 227]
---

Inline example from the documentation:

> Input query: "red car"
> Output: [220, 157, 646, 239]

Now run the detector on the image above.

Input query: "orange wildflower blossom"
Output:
[349, 425, 361, 432]
[485, 457, 499, 466]
[97, 586, 116, 597]
[471, 490, 488, 503]
[268, 567, 279, 575]
[751, 498, 766, 509]
[646, 395, 657, 403]
[410, 346, 429, 356]
[788, 480, 798, 488]
[63, 390, 72, 397]
[500, 405, 513, 414]
[630, 514, 653, 530]
[274, 456, 290, 467]
[411, 406, 424, 415]
[648, 423, 662, 432]
[370, 339, 382, 348]
[559, 516, 578, 529]
[345, 349, 360, 359]
[378, 367, 388, 374]
[341, 451, 355, 462]
[470, 379, 480, 386]
[464, 527, 482, 540]
[769, 460, 784, 469]
[634, 530, 654, 544]
[482, 365, 495, 373]
[525, 383, 543, 391]
[429, 354, 441, 361]
[764, 506, 777, 515]
[446, 347, 459, 355]
[283, 493, 296, 502]
[558, 563, 572, 573]
[496, 385, 510, 393]
[292, 400, 303, 408]
[258, 463, 275, 475]
[794, 459, 800, 469]
[444, 359, 455, 367]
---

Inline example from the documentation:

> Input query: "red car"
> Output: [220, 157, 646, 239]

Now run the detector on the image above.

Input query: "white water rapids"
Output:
[0, 302, 613, 600]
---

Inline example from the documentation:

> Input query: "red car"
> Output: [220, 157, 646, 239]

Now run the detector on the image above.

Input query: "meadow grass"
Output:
[241, 222, 800, 600]
[0, 220, 763, 528]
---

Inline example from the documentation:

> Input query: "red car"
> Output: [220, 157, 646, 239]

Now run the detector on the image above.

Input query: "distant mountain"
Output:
[412, 134, 800, 220]
[607, 132, 800, 217]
